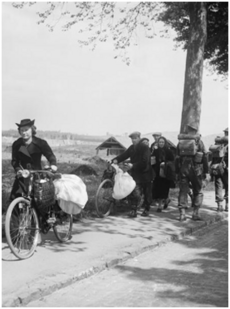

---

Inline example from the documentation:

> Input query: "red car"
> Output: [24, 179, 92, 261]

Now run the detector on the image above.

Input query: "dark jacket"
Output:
[11, 136, 57, 172]
[113, 140, 152, 183]
[152, 147, 174, 178]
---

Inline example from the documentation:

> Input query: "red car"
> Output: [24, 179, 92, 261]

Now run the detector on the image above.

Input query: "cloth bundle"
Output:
[54, 174, 88, 215]
[111, 164, 136, 200]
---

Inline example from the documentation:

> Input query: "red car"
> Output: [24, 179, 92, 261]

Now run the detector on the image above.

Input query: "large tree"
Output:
[158, 2, 228, 133]
[12, 2, 228, 133]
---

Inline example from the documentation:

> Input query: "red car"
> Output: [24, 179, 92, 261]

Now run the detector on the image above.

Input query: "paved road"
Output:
[27, 219, 228, 307]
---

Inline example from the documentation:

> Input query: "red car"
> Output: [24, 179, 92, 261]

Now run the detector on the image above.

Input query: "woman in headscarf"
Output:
[151, 136, 174, 212]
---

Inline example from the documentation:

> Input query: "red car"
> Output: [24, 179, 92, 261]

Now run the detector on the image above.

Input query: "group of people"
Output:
[112, 125, 228, 221]
[9, 118, 228, 223]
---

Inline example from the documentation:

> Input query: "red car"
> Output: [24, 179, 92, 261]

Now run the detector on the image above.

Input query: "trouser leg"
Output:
[215, 175, 224, 211]
[190, 172, 203, 219]
[142, 182, 152, 212]
[178, 177, 190, 209]
[129, 184, 142, 211]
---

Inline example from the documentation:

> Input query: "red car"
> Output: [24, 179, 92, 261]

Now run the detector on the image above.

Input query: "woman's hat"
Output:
[16, 119, 35, 128]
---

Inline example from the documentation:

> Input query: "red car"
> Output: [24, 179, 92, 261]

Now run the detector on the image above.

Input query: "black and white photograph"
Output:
[2, 2, 228, 307]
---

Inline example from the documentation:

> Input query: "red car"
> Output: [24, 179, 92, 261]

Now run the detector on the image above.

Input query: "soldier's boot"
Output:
[217, 202, 224, 212]
[179, 208, 186, 222]
[157, 199, 163, 213]
[192, 207, 202, 221]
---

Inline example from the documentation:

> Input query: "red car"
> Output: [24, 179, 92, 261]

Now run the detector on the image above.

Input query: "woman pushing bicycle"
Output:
[5, 118, 73, 259]
[10, 118, 57, 202]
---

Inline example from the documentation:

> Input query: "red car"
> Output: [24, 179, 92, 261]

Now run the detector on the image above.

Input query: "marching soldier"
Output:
[175, 124, 210, 221]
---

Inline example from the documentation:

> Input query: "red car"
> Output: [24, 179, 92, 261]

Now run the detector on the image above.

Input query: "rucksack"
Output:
[178, 139, 197, 156]
[209, 144, 225, 158]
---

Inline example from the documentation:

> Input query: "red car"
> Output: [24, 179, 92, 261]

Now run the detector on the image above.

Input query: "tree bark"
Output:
[180, 2, 207, 134]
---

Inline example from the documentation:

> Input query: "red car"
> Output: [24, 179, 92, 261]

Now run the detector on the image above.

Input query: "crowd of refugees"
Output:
[9, 118, 228, 222]
[112, 126, 228, 221]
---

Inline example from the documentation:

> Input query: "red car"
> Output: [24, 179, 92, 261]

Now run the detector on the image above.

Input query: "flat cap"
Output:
[129, 131, 141, 138]
[152, 132, 162, 136]
[223, 128, 228, 132]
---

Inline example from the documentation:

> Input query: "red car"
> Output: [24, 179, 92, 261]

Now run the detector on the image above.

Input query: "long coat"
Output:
[152, 147, 174, 199]
[10, 136, 57, 200]
[113, 140, 153, 183]
[11, 136, 57, 172]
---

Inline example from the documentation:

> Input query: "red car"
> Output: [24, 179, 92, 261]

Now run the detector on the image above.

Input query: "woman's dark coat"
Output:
[10, 136, 57, 200]
[152, 147, 174, 199]
[11, 136, 57, 172]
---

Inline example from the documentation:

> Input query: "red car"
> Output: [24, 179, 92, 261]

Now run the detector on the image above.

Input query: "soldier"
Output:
[112, 132, 152, 217]
[175, 124, 210, 221]
[223, 128, 230, 211]
[210, 128, 228, 212]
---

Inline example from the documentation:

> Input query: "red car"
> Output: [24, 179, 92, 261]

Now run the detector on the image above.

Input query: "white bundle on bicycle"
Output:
[111, 164, 136, 200]
[53, 174, 88, 215]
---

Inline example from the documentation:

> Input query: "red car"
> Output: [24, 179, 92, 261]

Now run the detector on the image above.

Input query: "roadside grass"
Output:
[1, 156, 107, 216]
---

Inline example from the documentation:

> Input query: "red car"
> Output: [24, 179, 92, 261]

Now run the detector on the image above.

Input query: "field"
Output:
[2, 139, 214, 216]
[2, 142, 108, 216]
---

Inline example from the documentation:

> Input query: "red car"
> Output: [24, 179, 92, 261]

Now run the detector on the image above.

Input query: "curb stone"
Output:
[3, 213, 227, 307]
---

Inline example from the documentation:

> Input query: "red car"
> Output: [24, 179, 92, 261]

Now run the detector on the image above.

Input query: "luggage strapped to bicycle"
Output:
[33, 172, 55, 214]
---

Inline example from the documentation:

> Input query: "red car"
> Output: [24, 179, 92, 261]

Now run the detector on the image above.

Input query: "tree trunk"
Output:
[180, 2, 207, 134]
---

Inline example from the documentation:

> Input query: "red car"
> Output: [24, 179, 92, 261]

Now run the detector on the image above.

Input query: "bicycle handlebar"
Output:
[17, 169, 57, 179]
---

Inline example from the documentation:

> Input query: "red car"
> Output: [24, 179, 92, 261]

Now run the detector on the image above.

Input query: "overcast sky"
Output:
[2, 2, 228, 136]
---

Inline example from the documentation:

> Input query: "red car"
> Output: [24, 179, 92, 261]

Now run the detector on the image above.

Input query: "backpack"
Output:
[209, 144, 225, 158]
[178, 139, 197, 156]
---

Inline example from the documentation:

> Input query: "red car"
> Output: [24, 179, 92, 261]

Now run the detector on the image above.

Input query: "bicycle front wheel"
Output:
[53, 212, 73, 242]
[5, 197, 39, 260]
[95, 179, 114, 217]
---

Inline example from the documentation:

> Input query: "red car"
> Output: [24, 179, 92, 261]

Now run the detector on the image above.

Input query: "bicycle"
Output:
[95, 162, 143, 218]
[5, 168, 73, 260]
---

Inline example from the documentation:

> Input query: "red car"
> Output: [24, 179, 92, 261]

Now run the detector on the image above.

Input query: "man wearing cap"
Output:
[10, 119, 57, 201]
[112, 131, 152, 217]
[175, 124, 209, 221]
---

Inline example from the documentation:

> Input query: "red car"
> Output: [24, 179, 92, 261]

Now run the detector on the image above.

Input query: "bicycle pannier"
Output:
[34, 179, 55, 214]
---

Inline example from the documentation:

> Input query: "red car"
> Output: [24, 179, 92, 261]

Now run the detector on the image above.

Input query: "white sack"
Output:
[111, 164, 136, 200]
[54, 174, 88, 214]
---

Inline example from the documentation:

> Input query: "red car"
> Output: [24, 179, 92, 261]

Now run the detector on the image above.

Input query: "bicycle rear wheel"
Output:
[95, 179, 114, 217]
[53, 212, 73, 242]
[5, 197, 39, 260]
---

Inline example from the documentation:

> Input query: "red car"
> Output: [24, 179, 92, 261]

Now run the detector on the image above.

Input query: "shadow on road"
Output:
[114, 220, 228, 307]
